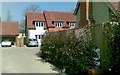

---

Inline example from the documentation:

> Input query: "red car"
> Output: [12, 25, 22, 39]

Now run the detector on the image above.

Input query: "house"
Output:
[25, 12, 47, 46]
[25, 11, 76, 45]
[73, 0, 120, 69]
[43, 11, 76, 32]
[0, 21, 19, 46]
[74, 1, 120, 28]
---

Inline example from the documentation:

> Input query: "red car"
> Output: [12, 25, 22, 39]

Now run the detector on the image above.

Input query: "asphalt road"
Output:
[1, 47, 59, 73]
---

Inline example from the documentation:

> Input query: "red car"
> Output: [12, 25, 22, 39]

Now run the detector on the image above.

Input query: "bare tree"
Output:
[23, 4, 42, 16]
[0, 17, 1, 21]
[6, 10, 12, 21]
[19, 4, 42, 31]
[27, 4, 39, 12]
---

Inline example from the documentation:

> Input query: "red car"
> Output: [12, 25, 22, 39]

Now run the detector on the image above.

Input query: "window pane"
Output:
[41, 22, 43, 27]
[36, 22, 38, 26]
[39, 35, 41, 39]
[35, 35, 37, 39]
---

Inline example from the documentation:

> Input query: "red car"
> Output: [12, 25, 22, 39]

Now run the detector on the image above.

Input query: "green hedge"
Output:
[39, 30, 98, 75]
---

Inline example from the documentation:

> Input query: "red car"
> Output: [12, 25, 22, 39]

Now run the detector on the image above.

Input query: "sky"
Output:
[1, 2, 77, 22]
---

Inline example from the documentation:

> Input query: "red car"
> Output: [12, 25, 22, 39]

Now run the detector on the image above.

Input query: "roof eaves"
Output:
[73, 2, 80, 15]
[106, 2, 120, 17]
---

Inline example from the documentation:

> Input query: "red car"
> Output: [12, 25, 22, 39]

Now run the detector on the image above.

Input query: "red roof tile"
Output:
[109, 1, 120, 14]
[26, 12, 46, 29]
[43, 11, 76, 28]
[0, 21, 19, 36]
[110, 2, 119, 10]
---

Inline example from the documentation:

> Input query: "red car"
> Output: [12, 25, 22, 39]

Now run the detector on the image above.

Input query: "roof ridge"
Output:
[43, 11, 74, 13]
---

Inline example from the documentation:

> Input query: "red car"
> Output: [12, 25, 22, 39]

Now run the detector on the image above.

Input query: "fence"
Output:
[90, 23, 111, 70]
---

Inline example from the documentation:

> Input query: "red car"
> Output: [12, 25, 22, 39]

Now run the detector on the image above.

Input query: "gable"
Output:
[93, 2, 110, 24]
[26, 12, 46, 29]
[44, 11, 76, 28]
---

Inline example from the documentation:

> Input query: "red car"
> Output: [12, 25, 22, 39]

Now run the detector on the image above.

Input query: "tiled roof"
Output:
[26, 12, 46, 29]
[109, 2, 119, 10]
[43, 11, 76, 28]
[0, 21, 19, 36]
[108, 0, 120, 14]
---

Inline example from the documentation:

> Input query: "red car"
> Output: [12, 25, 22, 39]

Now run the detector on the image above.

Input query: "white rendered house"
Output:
[28, 21, 47, 45]
[25, 12, 47, 46]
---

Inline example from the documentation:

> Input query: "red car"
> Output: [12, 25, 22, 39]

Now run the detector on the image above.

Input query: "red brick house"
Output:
[43, 11, 76, 32]
[0, 21, 19, 46]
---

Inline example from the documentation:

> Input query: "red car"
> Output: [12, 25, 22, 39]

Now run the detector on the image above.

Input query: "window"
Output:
[35, 22, 39, 27]
[35, 35, 43, 39]
[39, 22, 44, 27]
[35, 35, 37, 39]
[68, 22, 75, 27]
[35, 21, 44, 27]
[35, 35, 40, 39]
[54, 22, 63, 27]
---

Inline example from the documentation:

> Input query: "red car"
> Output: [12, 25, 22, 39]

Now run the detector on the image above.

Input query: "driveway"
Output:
[2, 47, 59, 73]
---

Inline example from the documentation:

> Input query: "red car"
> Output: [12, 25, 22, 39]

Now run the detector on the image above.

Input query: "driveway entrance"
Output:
[2, 47, 58, 73]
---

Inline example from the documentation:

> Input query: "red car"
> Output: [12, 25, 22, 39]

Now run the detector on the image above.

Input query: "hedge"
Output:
[38, 29, 99, 75]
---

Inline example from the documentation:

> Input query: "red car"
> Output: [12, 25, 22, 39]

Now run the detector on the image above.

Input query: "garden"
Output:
[37, 14, 120, 75]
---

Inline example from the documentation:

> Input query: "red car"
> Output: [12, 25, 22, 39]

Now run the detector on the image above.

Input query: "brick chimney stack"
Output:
[79, 2, 88, 27]
[79, 0, 94, 27]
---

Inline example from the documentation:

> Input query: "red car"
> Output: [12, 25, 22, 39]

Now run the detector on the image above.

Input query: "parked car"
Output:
[1, 40, 12, 47]
[27, 39, 38, 47]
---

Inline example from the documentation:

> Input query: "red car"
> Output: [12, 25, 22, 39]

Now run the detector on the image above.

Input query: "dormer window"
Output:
[68, 22, 75, 27]
[34, 21, 44, 27]
[53, 21, 63, 27]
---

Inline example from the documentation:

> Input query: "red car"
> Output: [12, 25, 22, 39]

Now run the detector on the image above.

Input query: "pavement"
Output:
[1, 47, 59, 73]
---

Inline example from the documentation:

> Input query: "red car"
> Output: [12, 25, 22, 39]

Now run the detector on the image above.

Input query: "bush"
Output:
[108, 22, 120, 74]
[39, 30, 98, 75]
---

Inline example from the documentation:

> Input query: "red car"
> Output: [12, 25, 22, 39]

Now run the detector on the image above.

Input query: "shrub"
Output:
[39, 30, 98, 75]
[108, 22, 120, 74]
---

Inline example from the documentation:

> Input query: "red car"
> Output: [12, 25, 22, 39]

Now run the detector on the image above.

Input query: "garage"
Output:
[0, 21, 19, 46]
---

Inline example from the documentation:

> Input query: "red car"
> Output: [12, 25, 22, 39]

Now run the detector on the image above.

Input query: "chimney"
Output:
[79, 0, 94, 28]
[87, 2, 95, 25]
[79, 2, 88, 27]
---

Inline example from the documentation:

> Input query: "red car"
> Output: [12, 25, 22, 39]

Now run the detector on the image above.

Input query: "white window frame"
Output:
[35, 22, 39, 27]
[69, 22, 75, 27]
[39, 22, 44, 27]
[35, 21, 44, 27]
[54, 22, 63, 27]
[35, 35, 41, 39]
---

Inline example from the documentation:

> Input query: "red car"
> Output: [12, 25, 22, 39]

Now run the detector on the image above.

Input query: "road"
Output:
[1, 47, 59, 73]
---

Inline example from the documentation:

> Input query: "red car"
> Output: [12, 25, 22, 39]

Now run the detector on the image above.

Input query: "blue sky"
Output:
[1, 2, 77, 22]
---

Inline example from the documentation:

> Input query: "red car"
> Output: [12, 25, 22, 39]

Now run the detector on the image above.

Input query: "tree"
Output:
[6, 10, 12, 21]
[26, 4, 40, 12]
[0, 17, 1, 21]
[108, 13, 120, 74]
[19, 4, 42, 31]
